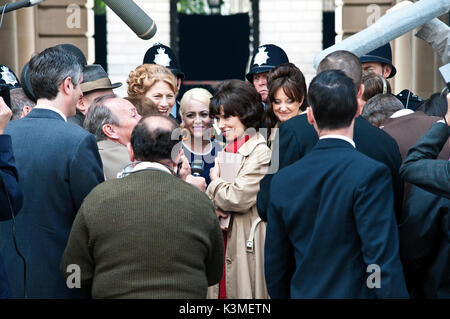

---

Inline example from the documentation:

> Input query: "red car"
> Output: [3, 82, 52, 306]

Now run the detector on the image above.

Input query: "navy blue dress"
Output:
[182, 141, 223, 186]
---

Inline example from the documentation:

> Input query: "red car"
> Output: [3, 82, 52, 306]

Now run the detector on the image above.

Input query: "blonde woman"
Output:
[127, 64, 178, 118]
[180, 88, 222, 185]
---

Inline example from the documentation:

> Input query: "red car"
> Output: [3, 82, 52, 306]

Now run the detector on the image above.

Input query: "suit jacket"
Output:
[382, 111, 450, 201]
[67, 109, 85, 128]
[400, 122, 450, 199]
[399, 184, 450, 298]
[382, 111, 450, 161]
[0, 108, 104, 298]
[97, 139, 130, 180]
[0, 135, 22, 221]
[265, 138, 409, 298]
[0, 134, 23, 298]
[258, 115, 404, 221]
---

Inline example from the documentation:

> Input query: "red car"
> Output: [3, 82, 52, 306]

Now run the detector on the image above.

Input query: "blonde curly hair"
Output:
[127, 64, 178, 98]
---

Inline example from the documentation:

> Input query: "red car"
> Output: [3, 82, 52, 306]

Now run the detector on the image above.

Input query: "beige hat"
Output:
[80, 64, 122, 93]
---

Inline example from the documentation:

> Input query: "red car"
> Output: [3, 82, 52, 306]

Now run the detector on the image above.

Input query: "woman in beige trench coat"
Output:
[206, 80, 271, 299]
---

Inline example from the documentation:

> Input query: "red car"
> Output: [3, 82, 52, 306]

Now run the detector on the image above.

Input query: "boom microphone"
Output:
[313, 0, 450, 68]
[0, 0, 45, 14]
[104, 0, 157, 40]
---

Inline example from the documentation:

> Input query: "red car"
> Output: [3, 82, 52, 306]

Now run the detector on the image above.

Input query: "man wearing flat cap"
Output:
[69, 64, 122, 127]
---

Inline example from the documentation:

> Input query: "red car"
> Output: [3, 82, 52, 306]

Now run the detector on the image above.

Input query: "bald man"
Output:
[61, 115, 224, 298]
[257, 50, 403, 222]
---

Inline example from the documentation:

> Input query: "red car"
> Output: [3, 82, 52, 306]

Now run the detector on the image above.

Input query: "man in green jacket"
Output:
[61, 115, 224, 299]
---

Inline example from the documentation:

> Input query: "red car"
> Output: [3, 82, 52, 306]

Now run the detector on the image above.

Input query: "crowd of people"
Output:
[0, 2, 450, 300]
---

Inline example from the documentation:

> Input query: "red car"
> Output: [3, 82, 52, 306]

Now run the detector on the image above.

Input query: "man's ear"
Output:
[356, 84, 366, 113]
[355, 100, 363, 118]
[127, 142, 135, 162]
[306, 106, 315, 125]
[20, 105, 32, 118]
[76, 96, 87, 113]
[356, 84, 365, 101]
[102, 123, 119, 140]
[383, 65, 392, 78]
[61, 77, 73, 96]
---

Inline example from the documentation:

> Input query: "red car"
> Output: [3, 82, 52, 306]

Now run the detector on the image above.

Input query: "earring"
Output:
[181, 128, 189, 141]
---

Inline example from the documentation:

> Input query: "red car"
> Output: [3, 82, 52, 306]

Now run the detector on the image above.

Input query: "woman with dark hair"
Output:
[206, 80, 271, 299]
[265, 62, 308, 147]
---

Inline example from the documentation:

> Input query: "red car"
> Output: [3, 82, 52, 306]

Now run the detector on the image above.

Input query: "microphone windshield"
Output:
[191, 160, 204, 176]
[104, 0, 157, 40]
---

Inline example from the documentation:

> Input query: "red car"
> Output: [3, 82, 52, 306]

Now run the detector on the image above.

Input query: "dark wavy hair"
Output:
[209, 79, 264, 130]
[265, 63, 308, 133]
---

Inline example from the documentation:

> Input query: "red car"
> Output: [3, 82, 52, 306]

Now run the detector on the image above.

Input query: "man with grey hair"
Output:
[0, 46, 104, 299]
[84, 94, 141, 180]
[10, 88, 36, 121]
[361, 93, 405, 128]
[363, 94, 450, 162]
[69, 64, 122, 127]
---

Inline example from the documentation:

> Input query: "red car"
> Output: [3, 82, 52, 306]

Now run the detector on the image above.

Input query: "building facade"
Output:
[0, 0, 446, 99]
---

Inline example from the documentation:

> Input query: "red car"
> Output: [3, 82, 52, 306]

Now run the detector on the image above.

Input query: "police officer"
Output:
[143, 43, 185, 123]
[246, 44, 289, 105]
[360, 43, 422, 110]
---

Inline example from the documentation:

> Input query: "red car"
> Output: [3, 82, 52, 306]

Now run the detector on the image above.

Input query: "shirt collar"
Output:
[319, 134, 356, 148]
[170, 102, 178, 118]
[390, 109, 414, 119]
[132, 161, 172, 175]
[35, 105, 67, 122]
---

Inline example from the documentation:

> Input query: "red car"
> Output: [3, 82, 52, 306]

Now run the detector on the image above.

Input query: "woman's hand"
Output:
[209, 158, 220, 181]
[216, 208, 230, 231]
[185, 175, 206, 192]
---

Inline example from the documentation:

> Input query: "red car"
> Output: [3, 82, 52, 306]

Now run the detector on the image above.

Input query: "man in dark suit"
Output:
[0, 97, 23, 299]
[264, 70, 408, 298]
[398, 98, 450, 297]
[258, 50, 403, 221]
[362, 92, 450, 298]
[400, 99, 450, 199]
[0, 46, 104, 298]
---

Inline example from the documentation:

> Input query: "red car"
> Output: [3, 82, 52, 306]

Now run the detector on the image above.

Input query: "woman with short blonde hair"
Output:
[180, 88, 222, 186]
[127, 64, 178, 117]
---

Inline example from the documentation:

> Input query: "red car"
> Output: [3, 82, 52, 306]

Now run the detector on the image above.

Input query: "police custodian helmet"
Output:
[360, 43, 397, 79]
[143, 43, 185, 81]
[246, 44, 289, 82]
